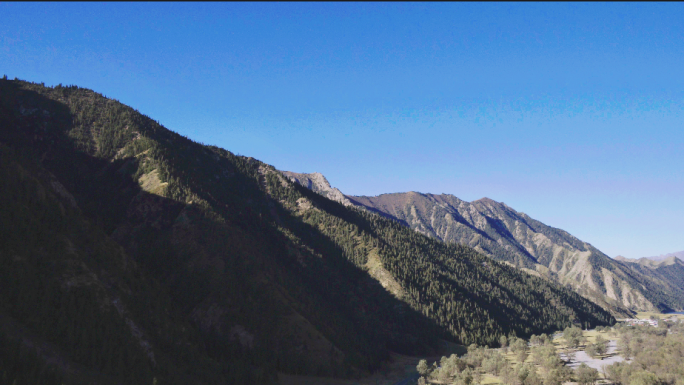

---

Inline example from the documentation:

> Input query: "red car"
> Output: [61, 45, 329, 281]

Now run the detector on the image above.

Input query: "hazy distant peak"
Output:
[617, 251, 684, 265]
[615, 254, 683, 268]
[660, 256, 681, 266]
[647, 251, 684, 262]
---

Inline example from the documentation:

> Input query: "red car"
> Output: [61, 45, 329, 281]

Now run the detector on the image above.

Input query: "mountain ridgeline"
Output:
[0, 79, 613, 384]
[615, 256, 684, 294]
[284, 172, 684, 316]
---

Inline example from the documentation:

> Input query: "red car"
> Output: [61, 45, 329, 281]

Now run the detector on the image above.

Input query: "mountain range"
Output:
[637, 251, 684, 262]
[284, 172, 684, 317]
[0, 79, 614, 384]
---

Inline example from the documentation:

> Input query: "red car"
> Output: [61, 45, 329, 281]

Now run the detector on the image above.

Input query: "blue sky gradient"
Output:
[2, 2, 682, 258]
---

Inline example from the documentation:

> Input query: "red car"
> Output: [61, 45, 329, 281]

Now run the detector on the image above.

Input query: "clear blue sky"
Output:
[2, 2, 683, 258]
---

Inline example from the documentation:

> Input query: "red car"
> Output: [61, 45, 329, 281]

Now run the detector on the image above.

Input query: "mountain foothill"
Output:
[1, 79, 618, 384]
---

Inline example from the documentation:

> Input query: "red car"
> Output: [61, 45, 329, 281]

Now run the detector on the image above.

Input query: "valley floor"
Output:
[559, 339, 624, 371]
[282, 315, 684, 385]
[278, 353, 427, 385]
[420, 328, 624, 385]
[279, 341, 469, 385]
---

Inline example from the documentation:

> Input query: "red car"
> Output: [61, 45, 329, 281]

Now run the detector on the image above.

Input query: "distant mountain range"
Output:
[615, 255, 684, 269]
[285, 172, 684, 317]
[643, 251, 684, 262]
[615, 253, 684, 265]
[655, 251, 684, 260]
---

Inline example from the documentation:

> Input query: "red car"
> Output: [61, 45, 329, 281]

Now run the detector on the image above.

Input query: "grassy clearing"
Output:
[635, 311, 684, 321]
[483, 328, 618, 385]
[480, 373, 502, 384]
[284, 328, 623, 385]
[551, 328, 612, 350]
[502, 350, 531, 366]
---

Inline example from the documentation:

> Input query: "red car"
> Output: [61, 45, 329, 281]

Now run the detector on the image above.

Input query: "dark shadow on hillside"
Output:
[267, 193, 446, 355]
[0, 80, 449, 378]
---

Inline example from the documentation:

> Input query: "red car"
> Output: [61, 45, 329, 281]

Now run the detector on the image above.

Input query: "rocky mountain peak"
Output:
[280, 171, 353, 207]
[472, 197, 497, 204]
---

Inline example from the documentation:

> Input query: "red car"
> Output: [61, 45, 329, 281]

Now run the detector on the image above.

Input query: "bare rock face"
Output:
[281, 171, 354, 207]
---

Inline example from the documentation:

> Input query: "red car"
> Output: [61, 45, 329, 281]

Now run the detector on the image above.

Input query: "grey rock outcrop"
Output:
[281, 171, 354, 207]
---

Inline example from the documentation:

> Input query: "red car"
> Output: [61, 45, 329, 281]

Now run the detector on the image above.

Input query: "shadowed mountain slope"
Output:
[0, 79, 614, 384]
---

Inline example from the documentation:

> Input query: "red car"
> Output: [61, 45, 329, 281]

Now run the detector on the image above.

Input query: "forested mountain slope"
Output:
[286, 173, 684, 315]
[615, 256, 684, 296]
[0, 79, 613, 384]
